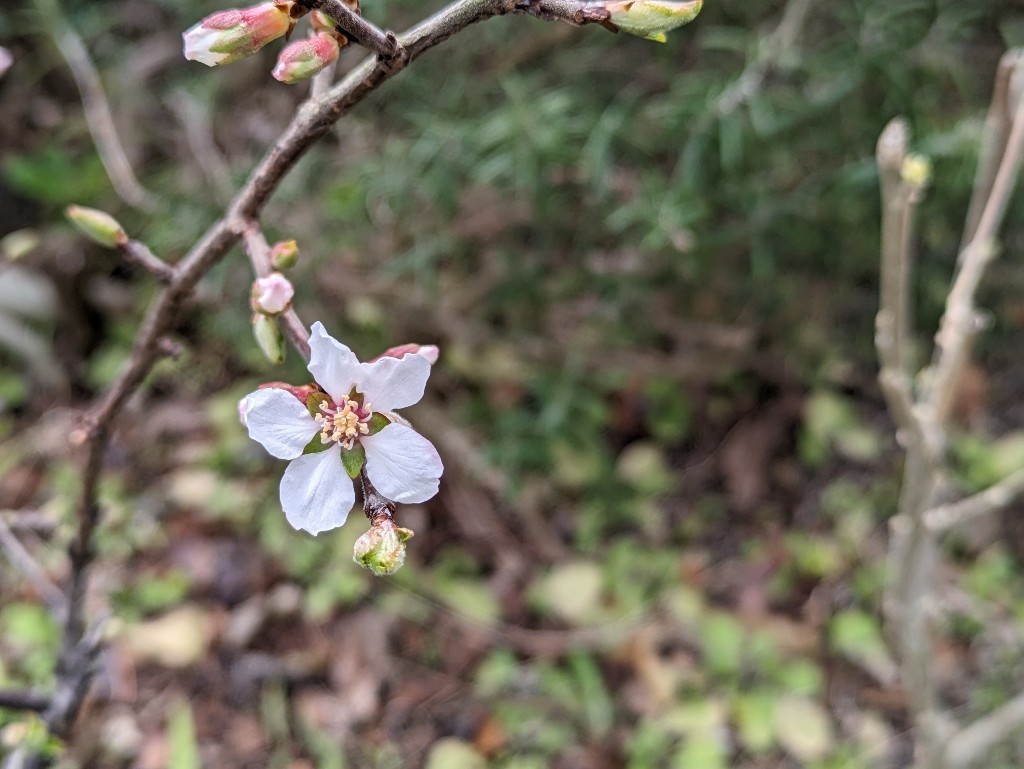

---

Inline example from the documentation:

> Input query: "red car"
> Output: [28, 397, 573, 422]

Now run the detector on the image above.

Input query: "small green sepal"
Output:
[306, 391, 329, 417]
[367, 413, 391, 435]
[341, 444, 366, 478]
[302, 433, 331, 455]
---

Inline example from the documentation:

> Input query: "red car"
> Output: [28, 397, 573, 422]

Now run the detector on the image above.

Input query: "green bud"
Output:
[353, 521, 413, 576]
[270, 239, 299, 270]
[65, 205, 127, 248]
[900, 153, 931, 191]
[253, 313, 286, 364]
[605, 0, 702, 43]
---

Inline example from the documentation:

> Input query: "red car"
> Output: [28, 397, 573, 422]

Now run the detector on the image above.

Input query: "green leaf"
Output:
[367, 412, 391, 435]
[341, 444, 365, 478]
[302, 434, 331, 455]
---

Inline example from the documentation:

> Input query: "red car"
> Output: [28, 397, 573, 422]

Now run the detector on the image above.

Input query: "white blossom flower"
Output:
[242, 322, 443, 535]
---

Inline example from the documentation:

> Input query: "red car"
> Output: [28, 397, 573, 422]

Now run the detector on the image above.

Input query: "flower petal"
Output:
[244, 388, 318, 459]
[362, 424, 443, 504]
[279, 445, 355, 535]
[356, 352, 431, 412]
[307, 321, 361, 404]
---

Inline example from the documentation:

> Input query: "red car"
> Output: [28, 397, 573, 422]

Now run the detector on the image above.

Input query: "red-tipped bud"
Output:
[183, 2, 294, 67]
[272, 32, 340, 84]
[270, 239, 299, 270]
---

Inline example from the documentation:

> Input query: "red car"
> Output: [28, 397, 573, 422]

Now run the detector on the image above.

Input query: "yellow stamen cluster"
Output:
[315, 398, 371, 450]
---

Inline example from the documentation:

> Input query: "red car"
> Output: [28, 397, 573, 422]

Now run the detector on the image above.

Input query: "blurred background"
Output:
[2, 0, 1024, 766]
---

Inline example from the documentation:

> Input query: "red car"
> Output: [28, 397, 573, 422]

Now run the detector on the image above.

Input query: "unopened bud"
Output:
[900, 153, 931, 191]
[65, 205, 127, 248]
[353, 520, 413, 576]
[309, 10, 338, 33]
[0, 47, 12, 80]
[183, 1, 294, 67]
[252, 272, 294, 315]
[272, 32, 340, 84]
[605, 0, 702, 42]
[253, 313, 286, 363]
[270, 239, 300, 270]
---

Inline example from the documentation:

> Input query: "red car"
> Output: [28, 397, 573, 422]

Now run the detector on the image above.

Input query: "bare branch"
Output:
[945, 691, 1024, 768]
[962, 50, 1024, 250]
[0, 689, 50, 714]
[298, 0, 403, 58]
[925, 468, 1024, 533]
[0, 518, 67, 615]
[926, 68, 1024, 425]
[119, 240, 175, 284]
[35, 0, 158, 211]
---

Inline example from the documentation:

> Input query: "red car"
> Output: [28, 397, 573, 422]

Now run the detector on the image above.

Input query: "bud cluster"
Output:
[183, 0, 362, 84]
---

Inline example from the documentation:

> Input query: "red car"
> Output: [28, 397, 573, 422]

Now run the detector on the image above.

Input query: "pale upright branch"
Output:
[926, 67, 1024, 426]
[962, 50, 1024, 250]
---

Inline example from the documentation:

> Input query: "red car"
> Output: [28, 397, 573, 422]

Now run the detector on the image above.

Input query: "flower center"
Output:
[314, 397, 372, 450]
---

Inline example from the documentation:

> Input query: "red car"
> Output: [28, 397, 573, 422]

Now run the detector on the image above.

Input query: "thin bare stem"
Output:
[0, 689, 50, 714]
[299, 0, 402, 57]
[238, 220, 311, 360]
[925, 468, 1024, 533]
[119, 240, 174, 283]
[35, 0, 157, 211]
[945, 691, 1024, 768]
[0, 518, 67, 615]
[926, 70, 1024, 425]
[962, 50, 1024, 250]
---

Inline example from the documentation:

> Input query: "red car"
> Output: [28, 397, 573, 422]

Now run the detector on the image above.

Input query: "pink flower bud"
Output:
[0, 47, 12, 80]
[371, 343, 440, 364]
[252, 272, 294, 315]
[270, 239, 299, 270]
[309, 10, 339, 34]
[183, 2, 294, 67]
[272, 32, 340, 84]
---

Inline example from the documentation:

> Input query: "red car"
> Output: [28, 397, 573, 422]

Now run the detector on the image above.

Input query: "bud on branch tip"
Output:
[273, 32, 341, 84]
[66, 205, 127, 248]
[183, 2, 294, 67]
[604, 0, 702, 43]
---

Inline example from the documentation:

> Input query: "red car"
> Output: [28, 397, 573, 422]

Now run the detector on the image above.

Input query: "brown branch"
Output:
[298, 0, 403, 58]
[0, 689, 50, 714]
[41, 0, 615, 743]
[119, 240, 174, 284]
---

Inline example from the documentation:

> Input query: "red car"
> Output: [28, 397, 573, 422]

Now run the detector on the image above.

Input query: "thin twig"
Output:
[0, 518, 67, 615]
[298, 0, 402, 58]
[925, 468, 1024, 533]
[926, 68, 1024, 426]
[945, 691, 1024, 768]
[119, 240, 174, 284]
[962, 50, 1024, 251]
[35, 0, 157, 211]
[237, 220, 311, 360]
[0, 689, 50, 714]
